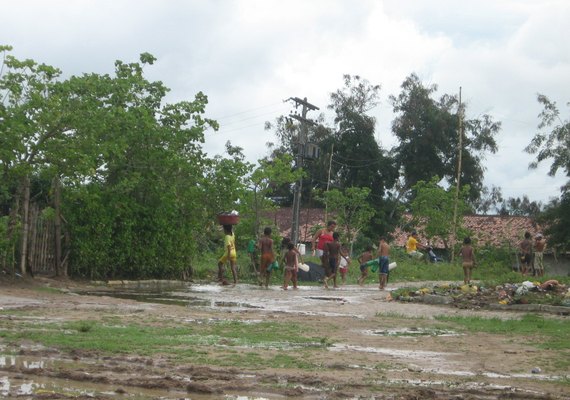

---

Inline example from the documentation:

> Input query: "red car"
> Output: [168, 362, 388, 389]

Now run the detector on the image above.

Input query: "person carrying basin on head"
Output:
[218, 224, 238, 286]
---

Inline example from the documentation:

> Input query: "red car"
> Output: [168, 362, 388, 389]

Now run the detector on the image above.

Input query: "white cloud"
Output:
[1, 0, 568, 203]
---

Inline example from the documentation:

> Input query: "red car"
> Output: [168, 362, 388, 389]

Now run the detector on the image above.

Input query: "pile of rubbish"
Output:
[390, 280, 570, 308]
[495, 280, 570, 306]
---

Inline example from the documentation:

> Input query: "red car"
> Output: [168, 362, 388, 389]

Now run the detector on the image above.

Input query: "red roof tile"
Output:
[267, 208, 545, 250]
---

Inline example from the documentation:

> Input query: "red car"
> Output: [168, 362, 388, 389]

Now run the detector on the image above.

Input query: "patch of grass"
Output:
[34, 286, 64, 294]
[434, 314, 570, 351]
[0, 318, 328, 369]
[375, 311, 426, 320]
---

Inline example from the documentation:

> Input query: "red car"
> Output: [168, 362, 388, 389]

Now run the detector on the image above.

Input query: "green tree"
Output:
[525, 94, 570, 250]
[525, 94, 570, 179]
[537, 194, 570, 251]
[319, 187, 375, 255]
[0, 45, 68, 275]
[390, 74, 500, 203]
[499, 195, 543, 217]
[409, 177, 470, 250]
[324, 75, 399, 236]
[63, 54, 218, 279]
[247, 153, 304, 237]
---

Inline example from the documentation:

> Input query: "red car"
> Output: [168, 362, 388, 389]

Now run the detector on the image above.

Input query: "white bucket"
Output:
[296, 243, 306, 255]
[298, 263, 310, 272]
[389, 262, 397, 271]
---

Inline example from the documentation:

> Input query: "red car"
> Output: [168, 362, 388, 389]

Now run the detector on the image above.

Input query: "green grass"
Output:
[33, 286, 65, 294]
[434, 314, 570, 351]
[0, 317, 329, 369]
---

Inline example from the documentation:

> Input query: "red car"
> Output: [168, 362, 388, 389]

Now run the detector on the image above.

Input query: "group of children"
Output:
[218, 222, 391, 290]
[219, 223, 546, 289]
[518, 231, 547, 277]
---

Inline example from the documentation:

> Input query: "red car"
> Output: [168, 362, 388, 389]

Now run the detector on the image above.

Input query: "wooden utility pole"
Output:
[451, 87, 463, 261]
[288, 97, 319, 245]
[324, 142, 334, 223]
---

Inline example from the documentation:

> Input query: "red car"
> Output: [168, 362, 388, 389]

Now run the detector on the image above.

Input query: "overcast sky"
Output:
[2, 0, 568, 204]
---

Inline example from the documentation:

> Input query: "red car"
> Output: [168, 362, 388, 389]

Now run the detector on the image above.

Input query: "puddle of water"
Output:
[214, 301, 262, 309]
[80, 290, 202, 307]
[0, 373, 192, 399]
[363, 327, 461, 337]
[305, 296, 347, 302]
[0, 355, 48, 369]
[1, 370, 278, 399]
[330, 343, 455, 360]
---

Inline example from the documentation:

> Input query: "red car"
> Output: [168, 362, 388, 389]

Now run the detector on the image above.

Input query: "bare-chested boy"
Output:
[257, 227, 275, 288]
[283, 242, 298, 290]
[357, 245, 374, 286]
[323, 232, 346, 289]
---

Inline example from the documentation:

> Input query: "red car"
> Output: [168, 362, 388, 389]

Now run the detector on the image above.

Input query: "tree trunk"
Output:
[53, 175, 63, 276]
[19, 175, 31, 276]
[4, 183, 22, 275]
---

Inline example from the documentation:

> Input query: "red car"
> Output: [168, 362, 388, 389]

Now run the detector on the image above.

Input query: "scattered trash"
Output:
[392, 280, 569, 309]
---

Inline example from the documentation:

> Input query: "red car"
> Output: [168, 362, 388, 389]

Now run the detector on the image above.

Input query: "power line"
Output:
[211, 102, 286, 120]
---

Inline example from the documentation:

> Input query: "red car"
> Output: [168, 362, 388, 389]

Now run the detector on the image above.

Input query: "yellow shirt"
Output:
[224, 233, 237, 258]
[406, 236, 418, 253]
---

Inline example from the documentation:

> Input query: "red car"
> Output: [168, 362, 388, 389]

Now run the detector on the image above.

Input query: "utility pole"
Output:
[287, 97, 319, 245]
[451, 87, 463, 262]
[324, 142, 334, 223]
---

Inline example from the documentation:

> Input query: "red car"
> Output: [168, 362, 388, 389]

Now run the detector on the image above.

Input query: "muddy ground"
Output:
[0, 276, 569, 399]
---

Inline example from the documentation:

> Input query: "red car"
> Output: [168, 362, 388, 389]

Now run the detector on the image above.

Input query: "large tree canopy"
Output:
[390, 74, 500, 203]
[526, 94, 570, 250]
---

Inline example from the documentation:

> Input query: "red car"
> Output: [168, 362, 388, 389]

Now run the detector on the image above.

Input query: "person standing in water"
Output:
[257, 227, 275, 288]
[217, 224, 238, 285]
[378, 237, 390, 290]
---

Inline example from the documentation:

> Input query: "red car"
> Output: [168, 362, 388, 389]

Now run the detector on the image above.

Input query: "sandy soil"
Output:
[0, 276, 569, 399]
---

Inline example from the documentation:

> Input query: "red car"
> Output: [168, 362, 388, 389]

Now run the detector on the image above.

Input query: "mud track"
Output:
[1, 277, 568, 399]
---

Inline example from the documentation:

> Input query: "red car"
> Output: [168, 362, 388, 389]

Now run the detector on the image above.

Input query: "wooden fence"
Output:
[27, 203, 56, 275]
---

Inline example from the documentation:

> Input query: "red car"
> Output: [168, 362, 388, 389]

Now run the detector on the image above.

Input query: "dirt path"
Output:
[1, 277, 569, 399]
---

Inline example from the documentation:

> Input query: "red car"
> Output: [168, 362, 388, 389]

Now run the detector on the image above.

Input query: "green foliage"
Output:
[319, 187, 375, 252]
[409, 177, 470, 248]
[525, 94, 570, 178]
[525, 94, 569, 251]
[390, 73, 500, 203]
[0, 48, 221, 280]
[538, 193, 570, 252]
[247, 152, 302, 237]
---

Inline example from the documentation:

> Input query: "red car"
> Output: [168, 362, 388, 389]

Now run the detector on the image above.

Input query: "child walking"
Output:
[283, 242, 299, 290]
[323, 232, 347, 289]
[357, 245, 374, 286]
[338, 244, 351, 285]
[257, 227, 275, 288]
[217, 224, 238, 285]
[378, 237, 390, 290]
[459, 237, 475, 285]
